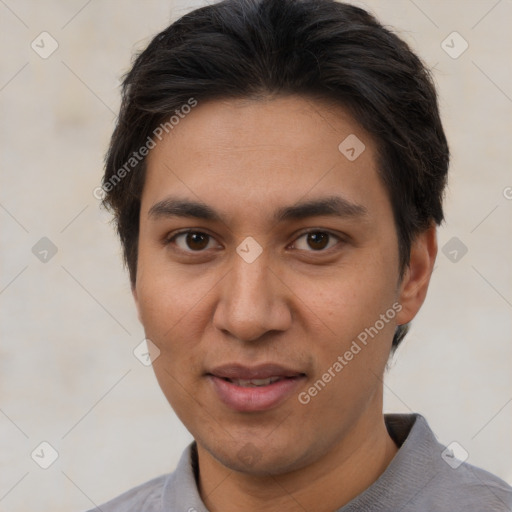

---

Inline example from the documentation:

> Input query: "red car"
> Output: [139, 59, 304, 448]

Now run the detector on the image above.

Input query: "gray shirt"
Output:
[87, 413, 512, 511]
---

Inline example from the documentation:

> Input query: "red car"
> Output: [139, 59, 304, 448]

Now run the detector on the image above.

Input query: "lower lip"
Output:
[208, 375, 306, 412]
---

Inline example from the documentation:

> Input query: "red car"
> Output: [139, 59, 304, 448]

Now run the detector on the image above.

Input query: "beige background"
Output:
[1, 1, 511, 510]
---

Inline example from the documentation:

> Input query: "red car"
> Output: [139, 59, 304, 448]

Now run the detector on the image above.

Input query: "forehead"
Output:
[148, 94, 373, 163]
[142, 95, 390, 226]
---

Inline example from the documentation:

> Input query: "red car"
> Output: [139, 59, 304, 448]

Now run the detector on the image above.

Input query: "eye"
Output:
[292, 230, 341, 252]
[165, 229, 343, 255]
[168, 231, 219, 252]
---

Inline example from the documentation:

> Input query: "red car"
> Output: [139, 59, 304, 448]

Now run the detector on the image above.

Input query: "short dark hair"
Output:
[102, 0, 449, 351]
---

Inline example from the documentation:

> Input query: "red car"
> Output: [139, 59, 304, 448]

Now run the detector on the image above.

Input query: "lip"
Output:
[208, 363, 305, 380]
[207, 375, 306, 412]
[206, 363, 306, 412]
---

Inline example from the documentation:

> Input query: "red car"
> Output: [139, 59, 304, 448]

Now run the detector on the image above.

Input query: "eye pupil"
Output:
[307, 232, 329, 250]
[187, 232, 209, 250]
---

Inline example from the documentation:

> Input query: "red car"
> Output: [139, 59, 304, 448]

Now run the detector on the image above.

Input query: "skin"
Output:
[133, 95, 437, 512]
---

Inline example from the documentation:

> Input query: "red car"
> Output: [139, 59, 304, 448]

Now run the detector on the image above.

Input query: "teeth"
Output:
[231, 376, 283, 387]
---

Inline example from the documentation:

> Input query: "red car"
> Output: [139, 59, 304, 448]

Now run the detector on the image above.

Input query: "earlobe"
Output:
[395, 225, 438, 326]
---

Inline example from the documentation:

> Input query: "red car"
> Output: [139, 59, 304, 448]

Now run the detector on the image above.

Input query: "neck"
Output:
[196, 405, 398, 512]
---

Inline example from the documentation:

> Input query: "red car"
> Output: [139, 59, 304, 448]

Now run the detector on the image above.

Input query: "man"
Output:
[90, 0, 512, 510]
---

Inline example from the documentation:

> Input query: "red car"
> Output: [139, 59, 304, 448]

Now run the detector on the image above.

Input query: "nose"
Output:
[212, 251, 292, 343]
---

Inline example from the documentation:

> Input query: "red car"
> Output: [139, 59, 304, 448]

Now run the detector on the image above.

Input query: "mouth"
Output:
[216, 376, 290, 387]
[206, 363, 307, 412]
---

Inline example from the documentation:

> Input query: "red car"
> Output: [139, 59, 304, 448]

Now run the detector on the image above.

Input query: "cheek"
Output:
[295, 253, 399, 389]
[303, 263, 398, 337]
[134, 257, 225, 383]
[136, 247, 210, 337]
[309, 287, 397, 376]
[136, 269, 212, 411]
[298, 277, 397, 420]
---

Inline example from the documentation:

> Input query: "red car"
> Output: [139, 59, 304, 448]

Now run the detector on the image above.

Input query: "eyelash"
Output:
[163, 229, 344, 255]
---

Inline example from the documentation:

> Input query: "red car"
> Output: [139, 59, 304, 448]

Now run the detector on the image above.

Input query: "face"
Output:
[133, 95, 434, 475]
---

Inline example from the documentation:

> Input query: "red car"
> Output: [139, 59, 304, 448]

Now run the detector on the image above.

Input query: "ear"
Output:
[395, 224, 438, 326]
[132, 282, 143, 325]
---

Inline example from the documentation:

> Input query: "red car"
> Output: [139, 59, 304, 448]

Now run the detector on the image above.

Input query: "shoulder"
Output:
[82, 441, 200, 512]
[343, 413, 512, 512]
[84, 473, 168, 512]
[390, 413, 512, 511]
[423, 457, 512, 511]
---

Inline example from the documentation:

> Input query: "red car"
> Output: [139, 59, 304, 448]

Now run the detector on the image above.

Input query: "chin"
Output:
[204, 435, 314, 476]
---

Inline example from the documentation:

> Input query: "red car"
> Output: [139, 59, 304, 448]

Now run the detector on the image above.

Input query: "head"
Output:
[101, 0, 448, 475]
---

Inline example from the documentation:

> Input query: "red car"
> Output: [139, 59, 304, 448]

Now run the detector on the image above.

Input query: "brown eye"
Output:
[171, 231, 215, 252]
[307, 232, 329, 250]
[294, 231, 340, 252]
[186, 232, 210, 250]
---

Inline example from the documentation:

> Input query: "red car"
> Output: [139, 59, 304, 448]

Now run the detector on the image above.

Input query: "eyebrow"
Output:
[147, 195, 368, 223]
